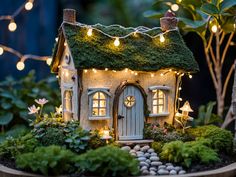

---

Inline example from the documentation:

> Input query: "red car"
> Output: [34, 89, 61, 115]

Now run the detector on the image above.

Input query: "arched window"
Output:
[63, 90, 73, 121]
[88, 89, 111, 120]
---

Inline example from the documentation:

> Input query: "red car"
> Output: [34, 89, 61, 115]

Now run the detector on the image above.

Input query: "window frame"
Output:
[149, 85, 170, 117]
[88, 88, 111, 120]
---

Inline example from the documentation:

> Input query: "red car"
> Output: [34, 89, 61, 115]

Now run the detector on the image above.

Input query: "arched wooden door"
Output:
[117, 85, 144, 140]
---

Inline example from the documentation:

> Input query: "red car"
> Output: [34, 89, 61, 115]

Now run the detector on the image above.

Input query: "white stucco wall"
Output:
[79, 69, 177, 131]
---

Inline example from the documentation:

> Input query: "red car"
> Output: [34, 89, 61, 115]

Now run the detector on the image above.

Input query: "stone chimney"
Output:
[160, 10, 178, 31]
[63, 9, 76, 23]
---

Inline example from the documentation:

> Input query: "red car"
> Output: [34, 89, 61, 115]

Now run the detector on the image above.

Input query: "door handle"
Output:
[118, 115, 125, 119]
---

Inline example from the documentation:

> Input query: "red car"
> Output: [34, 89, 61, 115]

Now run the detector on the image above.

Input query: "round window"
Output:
[124, 95, 136, 107]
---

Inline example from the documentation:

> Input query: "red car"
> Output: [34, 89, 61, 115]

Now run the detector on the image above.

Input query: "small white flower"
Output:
[55, 105, 62, 114]
[35, 98, 49, 105]
[28, 105, 40, 115]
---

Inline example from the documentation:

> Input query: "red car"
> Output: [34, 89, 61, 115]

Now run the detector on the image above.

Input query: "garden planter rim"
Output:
[0, 162, 236, 177]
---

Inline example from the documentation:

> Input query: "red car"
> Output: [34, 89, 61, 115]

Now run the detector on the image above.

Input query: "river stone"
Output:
[179, 170, 186, 174]
[150, 156, 159, 161]
[134, 145, 141, 151]
[146, 159, 151, 164]
[144, 152, 150, 158]
[140, 161, 149, 167]
[130, 149, 136, 154]
[151, 152, 157, 156]
[136, 151, 144, 155]
[121, 146, 131, 151]
[151, 161, 162, 166]
[141, 145, 150, 152]
[158, 169, 169, 175]
[142, 170, 150, 175]
[150, 170, 156, 175]
[147, 148, 155, 153]
[158, 165, 166, 169]
[165, 163, 173, 166]
[149, 167, 157, 171]
[174, 166, 182, 171]
[140, 166, 148, 171]
[169, 170, 177, 175]
[166, 165, 175, 171]
[138, 157, 146, 162]
[130, 153, 136, 156]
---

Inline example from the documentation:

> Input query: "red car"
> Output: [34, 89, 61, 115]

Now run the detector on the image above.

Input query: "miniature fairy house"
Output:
[51, 9, 199, 140]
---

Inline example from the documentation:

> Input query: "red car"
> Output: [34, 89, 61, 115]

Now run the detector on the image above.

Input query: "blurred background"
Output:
[0, 0, 234, 117]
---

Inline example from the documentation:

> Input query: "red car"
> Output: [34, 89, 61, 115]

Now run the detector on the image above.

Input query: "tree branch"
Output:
[220, 32, 225, 45]
[210, 46, 217, 65]
[222, 62, 235, 99]
[221, 33, 234, 65]
[206, 33, 213, 52]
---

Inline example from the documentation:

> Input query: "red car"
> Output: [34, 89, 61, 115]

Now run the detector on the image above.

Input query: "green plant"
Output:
[75, 145, 140, 177]
[187, 125, 233, 153]
[195, 101, 222, 126]
[0, 133, 39, 159]
[151, 142, 163, 153]
[160, 139, 220, 168]
[144, 123, 194, 143]
[64, 121, 90, 153]
[40, 127, 65, 146]
[0, 70, 60, 131]
[16, 145, 78, 176]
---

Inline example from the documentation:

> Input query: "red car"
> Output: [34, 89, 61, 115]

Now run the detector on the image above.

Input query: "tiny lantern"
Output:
[180, 101, 193, 117]
[101, 128, 112, 144]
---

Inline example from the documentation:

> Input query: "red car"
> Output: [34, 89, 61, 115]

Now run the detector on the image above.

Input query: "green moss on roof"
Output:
[53, 23, 199, 72]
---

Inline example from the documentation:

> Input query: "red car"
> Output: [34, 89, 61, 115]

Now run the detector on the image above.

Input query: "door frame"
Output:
[113, 81, 147, 140]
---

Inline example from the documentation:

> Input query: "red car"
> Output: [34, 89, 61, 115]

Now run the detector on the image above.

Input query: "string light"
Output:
[114, 37, 120, 47]
[179, 87, 182, 91]
[0, 47, 4, 55]
[189, 74, 193, 79]
[211, 25, 218, 33]
[55, 37, 58, 42]
[160, 73, 164, 76]
[56, 75, 59, 78]
[177, 0, 182, 2]
[46, 57, 52, 66]
[25, 0, 34, 11]
[87, 28, 93, 36]
[134, 72, 138, 76]
[113, 70, 117, 72]
[92, 68, 97, 73]
[105, 68, 108, 71]
[178, 98, 183, 101]
[180, 73, 184, 77]
[160, 34, 165, 43]
[151, 73, 154, 77]
[16, 61, 25, 71]
[171, 4, 179, 11]
[8, 20, 17, 32]
[84, 69, 88, 73]
[131, 71, 134, 74]
[169, 69, 172, 72]
[125, 68, 128, 72]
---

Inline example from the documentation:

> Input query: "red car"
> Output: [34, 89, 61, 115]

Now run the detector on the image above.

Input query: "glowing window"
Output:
[152, 90, 165, 114]
[92, 92, 107, 117]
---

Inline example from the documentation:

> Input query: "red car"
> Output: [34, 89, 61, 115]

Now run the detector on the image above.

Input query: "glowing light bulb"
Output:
[8, 20, 17, 32]
[160, 73, 164, 76]
[189, 74, 193, 79]
[114, 37, 120, 47]
[16, 61, 25, 71]
[0, 47, 4, 55]
[125, 68, 128, 72]
[151, 73, 154, 77]
[171, 4, 179, 11]
[113, 70, 117, 72]
[169, 69, 172, 72]
[178, 98, 183, 101]
[180, 73, 184, 77]
[178, 0, 182, 2]
[179, 87, 182, 91]
[92, 68, 97, 73]
[56, 75, 59, 78]
[87, 28, 93, 36]
[84, 69, 88, 73]
[25, 1, 33, 11]
[211, 25, 218, 33]
[134, 72, 138, 76]
[105, 68, 108, 71]
[46, 57, 52, 65]
[131, 71, 134, 74]
[160, 34, 165, 43]
[65, 71, 69, 77]
[55, 37, 58, 42]
[64, 42, 67, 47]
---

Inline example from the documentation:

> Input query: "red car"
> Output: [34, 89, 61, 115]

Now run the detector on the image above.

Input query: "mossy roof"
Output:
[52, 23, 199, 72]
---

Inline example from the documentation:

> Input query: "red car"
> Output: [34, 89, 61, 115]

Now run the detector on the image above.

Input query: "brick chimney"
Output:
[63, 9, 76, 23]
[160, 10, 178, 31]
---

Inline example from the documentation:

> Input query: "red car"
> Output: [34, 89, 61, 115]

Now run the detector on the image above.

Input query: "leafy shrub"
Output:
[0, 133, 39, 159]
[88, 129, 106, 149]
[76, 145, 140, 177]
[64, 121, 90, 153]
[16, 145, 77, 176]
[151, 142, 163, 153]
[160, 139, 220, 168]
[187, 125, 233, 153]
[41, 127, 65, 146]
[0, 70, 60, 130]
[144, 123, 194, 143]
[195, 101, 222, 126]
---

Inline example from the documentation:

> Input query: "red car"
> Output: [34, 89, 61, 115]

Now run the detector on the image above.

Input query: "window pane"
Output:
[93, 92, 99, 99]
[100, 100, 106, 107]
[92, 108, 98, 116]
[99, 92, 106, 99]
[153, 100, 157, 105]
[153, 106, 157, 114]
[93, 100, 99, 107]
[153, 91, 157, 99]
[158, 105, 164, 113]
[158, 90, 164, 98]
[99, 108, 106, 116]
[158, 98, 164, 104]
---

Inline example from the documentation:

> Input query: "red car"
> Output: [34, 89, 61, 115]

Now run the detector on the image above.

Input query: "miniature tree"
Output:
[145, 0, 236, 127]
